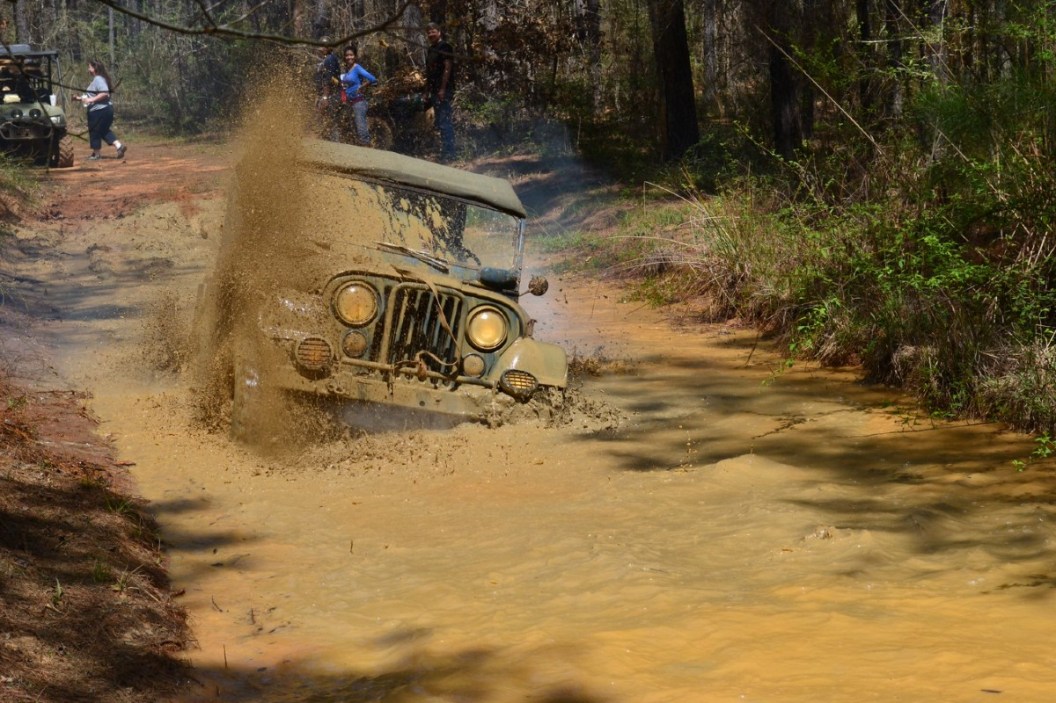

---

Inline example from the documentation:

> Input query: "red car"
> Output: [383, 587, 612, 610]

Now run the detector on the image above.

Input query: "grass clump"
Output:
[0, 154, 38, 221]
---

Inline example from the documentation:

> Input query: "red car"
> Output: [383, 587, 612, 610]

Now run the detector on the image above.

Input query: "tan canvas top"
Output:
[300, 139, 527, 219]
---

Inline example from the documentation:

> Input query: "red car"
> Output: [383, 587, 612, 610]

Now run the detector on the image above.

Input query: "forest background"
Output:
[6, 0, 1056, 441]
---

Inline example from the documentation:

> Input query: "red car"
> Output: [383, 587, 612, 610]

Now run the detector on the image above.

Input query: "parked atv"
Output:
[0, 45, 73, 168]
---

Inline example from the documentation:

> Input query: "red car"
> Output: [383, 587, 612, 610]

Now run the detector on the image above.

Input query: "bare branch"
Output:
[87, 0, 415, 48]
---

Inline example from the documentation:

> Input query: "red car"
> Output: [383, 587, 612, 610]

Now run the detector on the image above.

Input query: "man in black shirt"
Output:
[425, 22, 456, 162]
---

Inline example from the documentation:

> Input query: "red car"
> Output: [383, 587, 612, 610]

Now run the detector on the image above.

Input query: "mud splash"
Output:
[189, 75, 312, 438]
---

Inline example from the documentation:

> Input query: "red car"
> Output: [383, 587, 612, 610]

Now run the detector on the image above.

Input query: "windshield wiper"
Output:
[375, 241, 450, 273]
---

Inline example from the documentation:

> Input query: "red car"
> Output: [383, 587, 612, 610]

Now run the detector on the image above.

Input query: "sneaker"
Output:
[116, 144, 127, 159]
[88, 154, 101, 161]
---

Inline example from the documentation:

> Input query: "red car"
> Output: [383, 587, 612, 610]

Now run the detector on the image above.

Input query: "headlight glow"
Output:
[334, 282, 378, 326]
[466, 307, 508, 351]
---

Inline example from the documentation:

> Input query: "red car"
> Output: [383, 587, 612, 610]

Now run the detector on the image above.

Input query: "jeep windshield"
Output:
[301, 169, 526, 289]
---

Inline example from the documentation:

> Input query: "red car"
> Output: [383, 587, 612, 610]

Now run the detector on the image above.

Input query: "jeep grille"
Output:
[386, 285, 464, 374]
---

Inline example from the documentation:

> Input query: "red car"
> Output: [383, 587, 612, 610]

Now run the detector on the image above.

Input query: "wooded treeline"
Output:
[8, 1, 1054, 163]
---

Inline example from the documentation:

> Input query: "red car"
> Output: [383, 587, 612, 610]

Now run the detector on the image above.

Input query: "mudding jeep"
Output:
[202, 139, 567, 439]
[0, 45, 73, 168]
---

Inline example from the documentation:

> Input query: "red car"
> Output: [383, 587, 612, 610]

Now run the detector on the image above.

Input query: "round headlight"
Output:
[29, 108, 41, 119]
[334, 282, 377, 326]
[466, 307, 508, 351]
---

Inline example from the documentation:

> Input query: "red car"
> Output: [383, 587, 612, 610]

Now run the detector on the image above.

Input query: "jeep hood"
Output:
[300, 139, 527, 219]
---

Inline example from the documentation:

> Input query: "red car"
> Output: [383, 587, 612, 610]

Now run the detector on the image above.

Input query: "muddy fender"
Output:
[492, 338, 568, 389]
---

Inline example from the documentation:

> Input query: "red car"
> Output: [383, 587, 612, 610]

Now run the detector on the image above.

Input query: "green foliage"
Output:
[679, 122, 771, 194]
[120, 35, 255, 134]
[536, 230, 614, 275]
[558, 27, 1056, 434]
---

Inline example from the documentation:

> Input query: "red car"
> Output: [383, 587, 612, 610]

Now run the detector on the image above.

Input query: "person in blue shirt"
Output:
[339, 45, 378, 146]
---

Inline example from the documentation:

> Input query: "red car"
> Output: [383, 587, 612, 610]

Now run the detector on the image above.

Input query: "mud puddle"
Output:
[9, 145, 1056, 703]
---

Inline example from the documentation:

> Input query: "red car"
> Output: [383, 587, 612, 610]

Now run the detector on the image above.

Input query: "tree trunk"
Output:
[884, 0, 903, 118]
[647, 0, 700, 161]
[291, 0, 308, 38]
[14, 0, 31, 43]
[765, 0, 802, 159]
[800, 0, 817, 140]
[924, 0, 949, 85]
[574, 0, 603, 110]
[702, 0, 719, 112]
[857, 0, 874, 115]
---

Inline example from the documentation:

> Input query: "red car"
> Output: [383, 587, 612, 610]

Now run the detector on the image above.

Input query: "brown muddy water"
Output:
[11, 153, 1056, 703]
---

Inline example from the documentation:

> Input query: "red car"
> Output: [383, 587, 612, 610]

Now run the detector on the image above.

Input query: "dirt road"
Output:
[8, 140, 1056, 702]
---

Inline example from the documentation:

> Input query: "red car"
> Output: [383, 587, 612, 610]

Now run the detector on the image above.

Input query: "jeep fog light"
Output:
[499, 369, 538, 401]
[342, 330, 369, 358]
[296, 336, 333, 371]
[334, 282, 377, 326]
[466, 307, 507, 351]
[462, 353, 486, 377]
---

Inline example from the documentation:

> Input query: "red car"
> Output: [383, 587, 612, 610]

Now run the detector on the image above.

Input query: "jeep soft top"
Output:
[300, 139, 528, 219]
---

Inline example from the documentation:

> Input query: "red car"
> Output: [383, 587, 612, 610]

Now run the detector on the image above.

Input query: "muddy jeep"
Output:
[0, 45, 73, 168]
[205, 140, 567, 438]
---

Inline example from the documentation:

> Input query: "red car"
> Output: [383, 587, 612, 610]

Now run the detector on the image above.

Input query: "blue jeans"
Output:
[350, 99, 370, 145]
[433, 96, 455, 159]
[87, 105, 117, 150]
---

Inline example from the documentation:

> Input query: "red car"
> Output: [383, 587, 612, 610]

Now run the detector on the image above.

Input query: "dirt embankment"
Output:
[0, 142, 228, 702]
